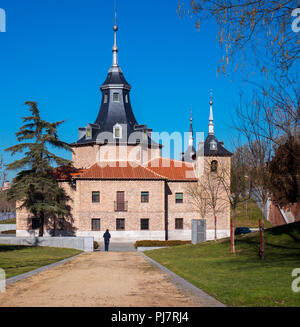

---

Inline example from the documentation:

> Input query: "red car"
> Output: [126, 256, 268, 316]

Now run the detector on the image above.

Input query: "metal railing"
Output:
[114, 201, 128, 212]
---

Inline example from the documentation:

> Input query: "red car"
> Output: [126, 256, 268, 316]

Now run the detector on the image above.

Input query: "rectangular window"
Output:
[116, 191, 125, 211]
[92, 191, 100, 203]
[31, 218, 40, 230]
[175, 218, 183, 230]
[86, 128, 92, 139]
[175, 192, 183, 203]
[116, 218, 125, 231]
[141, 191, 149, 203]
[104, 94, 108, 103]
[140, 219, 149, 230]
[91, 218, 101, 231]
[113, 93, 119, 102]
[114, 127, 120, 138]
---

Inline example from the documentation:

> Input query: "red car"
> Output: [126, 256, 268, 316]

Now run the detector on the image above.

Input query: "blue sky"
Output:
[0, 0, 247, 180]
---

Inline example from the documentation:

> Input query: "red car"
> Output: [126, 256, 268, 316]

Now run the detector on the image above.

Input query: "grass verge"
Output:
[233, 199, 272, 228]
[0, 245, 82, 278]
[146, 222, 300, 307]
[0, 218, 16, 224]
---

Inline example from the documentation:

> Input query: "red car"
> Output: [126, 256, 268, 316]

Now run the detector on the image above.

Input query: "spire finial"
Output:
[110, 2, 121, 72]
[208, 89, 214, 135]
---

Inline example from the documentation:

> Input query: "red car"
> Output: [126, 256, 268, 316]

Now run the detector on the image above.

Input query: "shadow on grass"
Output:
[0, 245, 31, 252]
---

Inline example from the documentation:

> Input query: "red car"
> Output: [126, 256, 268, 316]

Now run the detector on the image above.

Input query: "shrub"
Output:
[93, 241, 99, 250]
[134, 240, 191, 249]
[0, 230, 16, 234]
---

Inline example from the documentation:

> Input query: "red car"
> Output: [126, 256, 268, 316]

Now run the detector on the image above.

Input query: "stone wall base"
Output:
[16, 229, 230, 243]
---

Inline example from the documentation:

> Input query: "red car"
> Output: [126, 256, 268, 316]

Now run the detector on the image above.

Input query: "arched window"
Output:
[211, 160, 218, 173]
[210, 139, 217, 151]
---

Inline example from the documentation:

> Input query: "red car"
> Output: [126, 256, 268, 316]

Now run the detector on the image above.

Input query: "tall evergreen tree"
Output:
[5, 101, 73, 236]
[267, 136, 300, 207]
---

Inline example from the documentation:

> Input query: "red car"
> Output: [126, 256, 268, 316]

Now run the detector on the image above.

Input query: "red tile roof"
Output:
[145, 158, 197, 181]
[75, 161, 165, 180]
[55, 158, 197, 181]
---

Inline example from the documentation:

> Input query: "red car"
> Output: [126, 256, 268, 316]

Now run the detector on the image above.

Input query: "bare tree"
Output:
[236, 75, 300, 147]
[186, 158, 229, 241]
[244, 140, 272, 260]
[217, 146, 249, 253]
[186, 180, 209, 220]
[178, 0, 300, 73]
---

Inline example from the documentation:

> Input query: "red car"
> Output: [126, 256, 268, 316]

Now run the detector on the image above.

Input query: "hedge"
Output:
[0, 230, 16, 234]
[134, 240, 191, 249]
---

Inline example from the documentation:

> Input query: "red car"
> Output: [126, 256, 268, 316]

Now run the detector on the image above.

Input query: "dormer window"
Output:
[104, 94, 108, 103]
[210, 140, 217, 151]
[86, 127, 92, 140]
[125, 94, 129, 103]
[113, 92, 120, 102]
[113, 123, 122, 139]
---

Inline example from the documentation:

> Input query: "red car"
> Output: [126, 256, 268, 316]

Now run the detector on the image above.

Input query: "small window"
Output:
[113, 124, 122, 139]
[113, 93, 120, 102]
[141, 191, 149, 203]
[91, 218, 100, 231]
[86, 127, 92, 139]
[125, 94, 129, 103]
[116, 218, 125, 231]
[141, 219, 149, 230]
[57, 218, 65, 230]
[175, 192, 183, 203]
[211, 160, 218, 173]
[175, 218, 183, 230]
[31, 218, 40, 230]
[104, 94, 108, 103]
[92, 191, 100, 203]
[115, 127, 120, 138]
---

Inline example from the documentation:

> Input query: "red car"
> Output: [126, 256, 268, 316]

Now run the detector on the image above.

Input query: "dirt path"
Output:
[0, 252, 206, 307]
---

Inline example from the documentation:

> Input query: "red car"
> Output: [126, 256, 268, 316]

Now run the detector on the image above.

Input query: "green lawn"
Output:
[0, 245, 82, 278]
[233, 199, 272, 228]
[0, 218, 16, 224]
[146, 222, 300, 307]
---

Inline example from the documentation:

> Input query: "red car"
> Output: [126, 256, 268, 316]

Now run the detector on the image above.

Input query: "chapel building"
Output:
[16, 21, 232, 242]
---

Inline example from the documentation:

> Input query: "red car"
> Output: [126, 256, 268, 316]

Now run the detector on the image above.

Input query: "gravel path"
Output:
[0, 252, 211, 307]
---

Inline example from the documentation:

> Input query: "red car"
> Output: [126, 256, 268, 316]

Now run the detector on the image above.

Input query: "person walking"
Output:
[103, 229, 111, 252]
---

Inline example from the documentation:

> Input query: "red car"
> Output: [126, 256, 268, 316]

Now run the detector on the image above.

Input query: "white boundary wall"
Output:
[15, 229, 230, 244]
[77, 229, 230, 242]
[0, 236, 94, 252]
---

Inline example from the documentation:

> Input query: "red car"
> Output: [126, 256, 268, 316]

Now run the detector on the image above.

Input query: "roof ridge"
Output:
[142, 165, 168, 179]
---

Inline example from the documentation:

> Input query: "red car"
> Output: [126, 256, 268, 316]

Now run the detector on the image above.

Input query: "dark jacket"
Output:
[103, 231, 111, 242]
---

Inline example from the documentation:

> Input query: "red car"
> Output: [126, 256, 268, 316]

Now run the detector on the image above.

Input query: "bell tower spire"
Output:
[110, 5, 122, 73]
[188, 108, 194, 147]
[208, 89, 214, 135]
